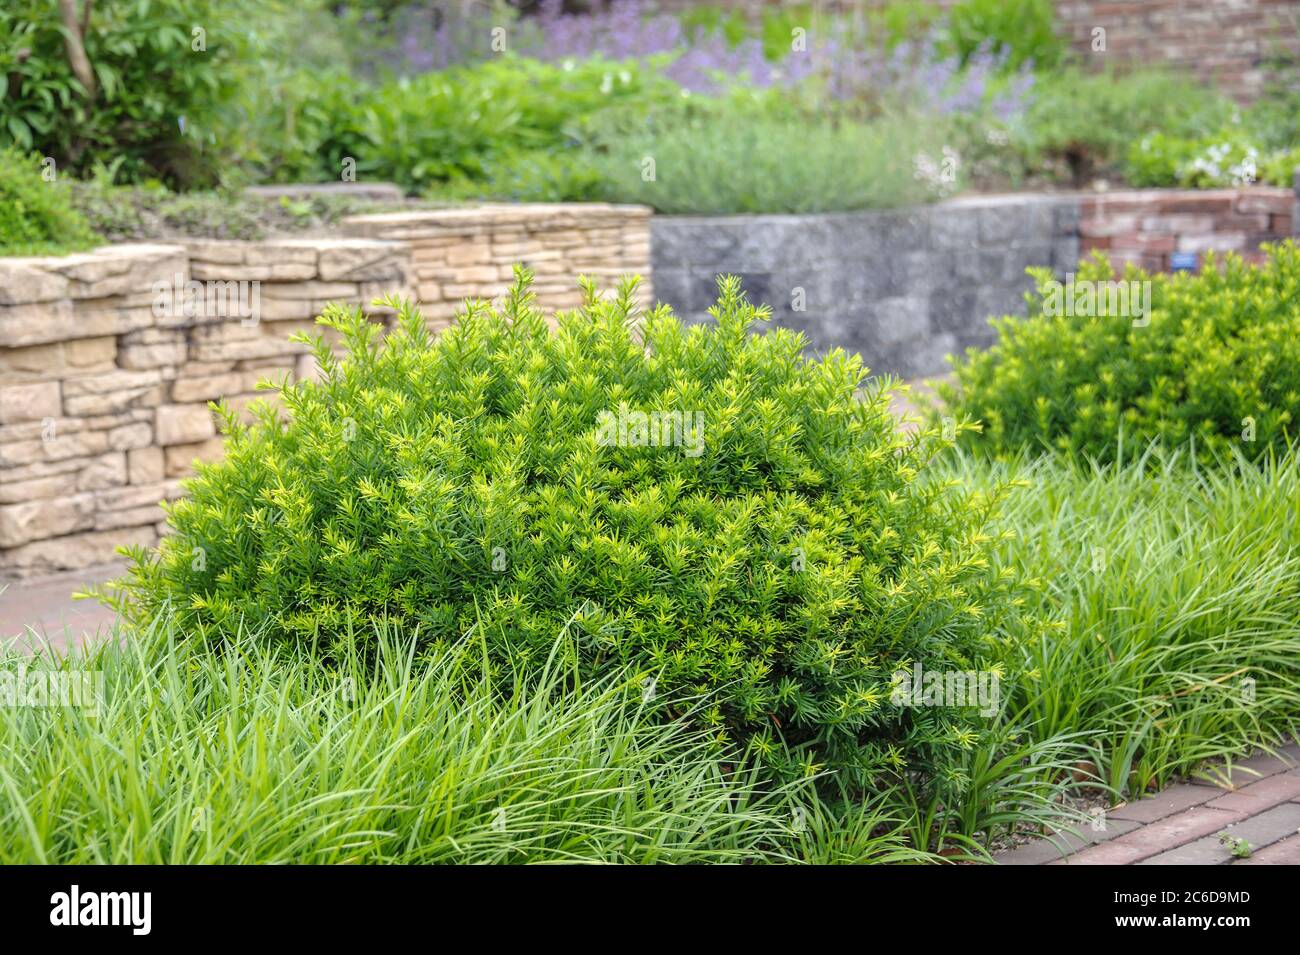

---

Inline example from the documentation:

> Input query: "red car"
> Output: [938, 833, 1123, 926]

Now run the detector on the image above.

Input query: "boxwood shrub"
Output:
[115, 272, 1027, 790]
[942, 243, 1300, 464]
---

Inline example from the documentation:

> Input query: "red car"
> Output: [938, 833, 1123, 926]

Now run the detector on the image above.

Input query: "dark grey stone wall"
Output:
[1294, 169, 1300, 240]
[650, 195, 1080, 379]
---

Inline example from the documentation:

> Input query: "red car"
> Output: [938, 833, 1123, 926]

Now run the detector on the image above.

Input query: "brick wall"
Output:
[1055, 0, 1300, 103]
[0, 204, 653, 577]
[1078, 186, 1295, 271]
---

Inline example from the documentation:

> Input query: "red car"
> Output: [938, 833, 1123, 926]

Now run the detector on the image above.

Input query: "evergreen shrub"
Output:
[942, 244, 1300, 464]
[116, 271, 1027, 788]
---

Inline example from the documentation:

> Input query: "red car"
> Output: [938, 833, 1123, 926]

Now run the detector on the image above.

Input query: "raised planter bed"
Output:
[2, 190, 1294, 574]
[651, 186, 1297, 379]
[1, 202, 654, 577]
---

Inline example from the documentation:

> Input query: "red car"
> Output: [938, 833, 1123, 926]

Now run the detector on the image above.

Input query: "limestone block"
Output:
[128, 447, 165, 485]
[189, 324, 312, 363]
[0, 337, 121, 380]
[186, 240, 318, 282]
[164, 437, 225, 477]
[63, 369, 166, 416]
[25, 244, 186, 299]
[0, 525, 157, 576]
[0, 493, 96, 546]
[118, 328, 188, 369]
[445, 242, 492, 267]
[177, 360, 235, 377]
[0, 261, 69, 305]
[261, 280, 361, 301]
[0, 300, 78, 347]
[96, 505, 166, 531]
[0, 430, 110, 468]
[256, 296, 320, 321]
[0, 381, 61, 425]
[450, 266, 500, 283]
[0, 473, 77, 506]
[182, 241, 247, 266]
[0, 455, 91, 485]
[107, 422, 154, 452]
[95, 480, 185, 512]
[155, 404, 216, 446]
[294, 353, 322, 383]
[6, 408, 150, 440]
[171, 371, 245, 403]
[70, 336, 120, 369]
[316, 240, 410, 282]
[76, 452, 129, 492]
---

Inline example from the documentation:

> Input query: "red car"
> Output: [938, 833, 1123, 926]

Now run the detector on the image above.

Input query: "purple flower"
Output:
[356, 1, 1019, 122]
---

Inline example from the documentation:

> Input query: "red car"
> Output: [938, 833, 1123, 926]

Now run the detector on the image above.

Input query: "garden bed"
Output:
[5, 183, 1297, 579]
[4, 0, 1300, 872]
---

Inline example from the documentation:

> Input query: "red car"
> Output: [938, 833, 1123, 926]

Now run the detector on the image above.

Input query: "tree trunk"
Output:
[56, 0, 96, 100]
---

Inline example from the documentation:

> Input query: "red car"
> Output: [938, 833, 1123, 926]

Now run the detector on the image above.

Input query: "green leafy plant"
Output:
[1219, 833, 1253, 859]
[941, 244, 1300, 465]
[111, 270, 1030, 793]
[1242, 80, 1300, 152]
[1015, 69, 1236, 185]
[429, 147, 606, 204]
[944, 0, 1065, 71]
[0, 147, 97, 255]
[0, 618, 839, 864]
[1126, 130, 1298, 188]
[322, 56, 678, 194]
[0, 0, 279, 186]
[872, 2, 945, 50]
[579, 99, 953, 213]
[1260, 146, 1300, 188]
[216, 66, 370, 187]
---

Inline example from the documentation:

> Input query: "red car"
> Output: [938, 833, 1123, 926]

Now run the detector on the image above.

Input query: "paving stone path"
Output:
[0, 562, 122, 653]
[995, 741, 1300, 865]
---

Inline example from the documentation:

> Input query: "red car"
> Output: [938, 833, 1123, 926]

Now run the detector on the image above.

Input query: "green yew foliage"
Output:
[943, 243, 1300, 464]
[117, 271, 1027, 789]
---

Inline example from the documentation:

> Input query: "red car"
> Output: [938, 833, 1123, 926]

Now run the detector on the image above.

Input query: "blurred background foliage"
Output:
[1, 0, 1297, 246]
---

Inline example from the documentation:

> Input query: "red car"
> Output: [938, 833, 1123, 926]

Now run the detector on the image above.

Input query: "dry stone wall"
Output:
[1, 192, 1288, 576]
[652, 195, 1080, 378]
[341, 203, 655, 323]
[0, 203, 654, 578]
[0, 239, 411, 577]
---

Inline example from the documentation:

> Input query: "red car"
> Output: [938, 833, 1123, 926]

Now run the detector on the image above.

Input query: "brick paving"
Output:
[0, 562, 123, 653]
[996, 741, 1300, 866]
